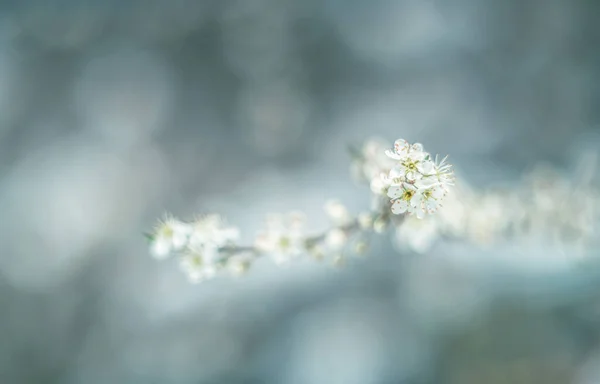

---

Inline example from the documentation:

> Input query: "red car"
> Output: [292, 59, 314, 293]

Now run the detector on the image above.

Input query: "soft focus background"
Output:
[1, 1, 600, 383]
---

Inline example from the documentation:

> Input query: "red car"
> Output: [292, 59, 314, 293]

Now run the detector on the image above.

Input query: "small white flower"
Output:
[324, 200, 353, 226]
[370, 172, 393, 195]
[415, 183, 447, 214]
[357, 212, 373, 229]
[435, 187, 468, 237]
[384, 139, 436, 182]
[389, 152, 433, 182]
[325, 228, 348, 250]
[189, 214, 239, 249]
[352, 139, 396, 182]
[227, 255, 252, 277]
[255, 212, 306, 264]
[387, 183, 425, 218]
[149, 216, 192, 259]
[179, 243, 220, 283]
[384, 139, 411, 160]
[466, 192, 510, 244]
[395, 215, 440, 253]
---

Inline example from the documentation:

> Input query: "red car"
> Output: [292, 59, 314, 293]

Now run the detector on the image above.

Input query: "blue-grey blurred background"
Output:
[1, 1, 600, 383]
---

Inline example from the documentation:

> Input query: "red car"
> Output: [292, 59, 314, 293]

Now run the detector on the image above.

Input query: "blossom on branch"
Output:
[384, 138, 454, 219]
[146, 137, 459, 284]
[255, 212, 307, 265]
[149, 217, 192, 259]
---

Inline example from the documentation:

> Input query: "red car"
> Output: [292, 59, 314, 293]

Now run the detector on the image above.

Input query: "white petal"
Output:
[326, 229, 347, 249]
[171, 232, 189, 250]
[385, 149, 403, 160]
[255, 234, 274, 252]
[221, 227, 240, 242]
[187, 272, 204, 284]
[411, 143, 424, 152]
[425, 199, 439, 212]
[389, 166, 405, 179]
[387, 185, 403, 198]
[405, 171, 418, 181]
[202, 266, 218, 279]
[170, 221, 192, 239]
[413, 207, 426, 219]
[324, 200, 352, 225]
[370, 177, 386, 194]
[391, 199, 409, 214]
[415, 177, 436, 189]
[418, 160, 435, 175]
[431, 187, 445, 199]
[203, 246, 220, 264]
[150, 239, 172, 259]
[410, 193, 423, 208]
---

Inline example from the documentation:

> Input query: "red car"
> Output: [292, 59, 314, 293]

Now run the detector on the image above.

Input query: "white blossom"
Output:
[395, 215, 440, 253]
[357, 212, 373, 230]
[189, 214, 239, 248]
[351, 138, 396, 182]
[255, 212, 306, 265]
[370, 172, 393, 195]
[387, 183, 425, 218]
[227, 254, 252, 276]
[434, 187, 469, 237]
[149, 216, 192, 259]
[415, 182, 447, 214]
[325, 228, 348, 250]
[324, 200, 353, 227]
[174, 214, 240, 282]
[179, 243, 220, 283]
[389, 153, 432, 182]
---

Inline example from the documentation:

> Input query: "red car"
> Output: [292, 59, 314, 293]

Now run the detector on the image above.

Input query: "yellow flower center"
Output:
[402, 189, 415, 201]
[190, 255, 203, 266]
[403, 160, 418, 171]
[159, 225, 174, 238]
[279, 236, 291, 249]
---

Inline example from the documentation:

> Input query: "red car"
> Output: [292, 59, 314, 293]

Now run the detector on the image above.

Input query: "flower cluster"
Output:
[149, 214, 241, 283]
[147, 135, 600, 282]
[384, 139, 454, 218]
[147, 136, 458, 284]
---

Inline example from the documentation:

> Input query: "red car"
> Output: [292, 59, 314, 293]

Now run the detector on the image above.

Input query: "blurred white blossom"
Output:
[324, 200, 353, 227]
[255, 212, 307, 265]
[149, 214, 241, 281]
[150, 217, 192, 260]
[189, 214, 240, 249]
[179, 243, 219, 283]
